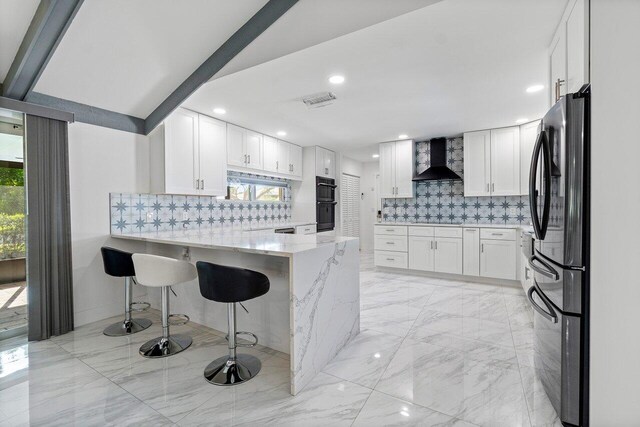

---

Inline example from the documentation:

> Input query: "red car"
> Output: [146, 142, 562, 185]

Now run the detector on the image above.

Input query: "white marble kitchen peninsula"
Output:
[111, 229, 360, 395]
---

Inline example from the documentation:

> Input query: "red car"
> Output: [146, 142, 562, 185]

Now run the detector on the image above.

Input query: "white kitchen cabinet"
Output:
[480, 239, 517, 280]
[519, 121, 540, 195]
[490, 127, 520, 196]
[463, 228, 480, 276]
[434, 237, 463, 275]
[315, 146, 336, 179]
[463, 131, 491, 196]
[379, 139, 414, 198]
[566, 0, 586, 93]
[289, 144, 303, 178]
[226, 124, 262, 171]
[464, 127, 520, 197]
[408, 236, 435, 271]
[263, 136, 302, 178]
[150, 108, 227, 196]
[263, 135, 279, 173]
[550, 28, 567, 104]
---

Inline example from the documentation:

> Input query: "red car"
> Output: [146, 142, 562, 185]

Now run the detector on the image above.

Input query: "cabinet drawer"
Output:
[408, 226, 435, 236]
[375, 225, 408, 236]
[375, 250, 408, 269]
[374, 235, 408, 252]
[480, 228, 517, 241]
[295, 224, 316, 235]
[435, 227, 463, 238]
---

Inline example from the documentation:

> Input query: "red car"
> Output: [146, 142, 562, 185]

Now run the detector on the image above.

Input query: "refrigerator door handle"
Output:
[527, 284, 558, 324]
[528, 254, 560, 280]
[529, 130, 545, 239]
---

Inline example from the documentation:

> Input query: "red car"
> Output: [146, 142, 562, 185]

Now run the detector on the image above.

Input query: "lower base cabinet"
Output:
[375, 250, 408, 269]
[408, 235, 462, 275]
[408, 236, 435, 271]
[480, 239, 517, 280]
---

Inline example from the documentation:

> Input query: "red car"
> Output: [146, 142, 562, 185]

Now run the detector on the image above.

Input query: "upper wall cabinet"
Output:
[519, 120, 541, 195]
[315, 146, 336, 179]
[227, 124, 303, 180]
[149, 108, 227, 196]
[550, 0, 589, 103]
[379, 139, 414, 198]
[464, 127, 520, 196]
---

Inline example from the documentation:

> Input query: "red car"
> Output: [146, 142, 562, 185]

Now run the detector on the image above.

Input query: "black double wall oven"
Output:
[316, 176, 336, 232]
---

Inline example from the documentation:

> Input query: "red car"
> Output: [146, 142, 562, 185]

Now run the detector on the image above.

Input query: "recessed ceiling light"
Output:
[372, 154, 380, 158]
[515, 118, 529, 124]
[277, 131, 287, 137]
[213, 107, 226, 114]
[398, 134, 408, 139]
[526, 84, 544, 93]
[329, 75, 345, 84]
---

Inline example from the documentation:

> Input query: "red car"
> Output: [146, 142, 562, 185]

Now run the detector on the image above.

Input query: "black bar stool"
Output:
[196, 261, 270, 386]
[100, 247, 152, 336]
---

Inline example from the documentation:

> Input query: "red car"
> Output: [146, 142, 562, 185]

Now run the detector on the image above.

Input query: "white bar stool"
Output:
[132, 253, 197, 358]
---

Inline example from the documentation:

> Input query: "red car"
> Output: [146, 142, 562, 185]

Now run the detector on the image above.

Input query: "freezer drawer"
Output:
[528, 283, 582, 427]
[529, 251, 582, 315]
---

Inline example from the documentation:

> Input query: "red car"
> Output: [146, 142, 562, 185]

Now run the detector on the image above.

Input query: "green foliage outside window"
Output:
[0, 166, 25, 259]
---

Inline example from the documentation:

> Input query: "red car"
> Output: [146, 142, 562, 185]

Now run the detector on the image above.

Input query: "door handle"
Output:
[527, 284, 558, 323]
[527, 255, 560, 280]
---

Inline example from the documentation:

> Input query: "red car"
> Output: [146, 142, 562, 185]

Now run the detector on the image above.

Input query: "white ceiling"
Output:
[184, 0, 566, 162]
[33, 0, 268, 117]
[0, 0, 39, 82]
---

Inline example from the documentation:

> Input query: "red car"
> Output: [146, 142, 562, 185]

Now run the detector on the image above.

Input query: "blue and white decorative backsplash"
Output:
[382, 137, 531, 225]
[110, 172, 291, 234]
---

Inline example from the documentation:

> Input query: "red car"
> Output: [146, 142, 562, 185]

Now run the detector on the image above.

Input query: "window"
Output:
[227, 178, 286, 202]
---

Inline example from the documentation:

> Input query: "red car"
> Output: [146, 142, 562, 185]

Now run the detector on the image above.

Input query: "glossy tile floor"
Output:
[0, 281, 27, 334]
[0, 253, 560, 426]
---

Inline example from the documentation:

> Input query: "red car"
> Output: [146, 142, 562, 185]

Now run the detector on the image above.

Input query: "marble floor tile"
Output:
[424, 287, 509, 324]
[323, 329, 403, 388]
[375, 338, 530, 427]
[360, 303, 422, 337]
[352, 390, 477, 427]
[520, 366, 563, 427]
[361, 281, 436, 311]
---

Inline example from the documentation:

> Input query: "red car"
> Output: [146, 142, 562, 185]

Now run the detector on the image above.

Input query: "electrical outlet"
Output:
[182, 212, 188, 221]
[509, 207, 517, 216]
[147, 212, 154, 221]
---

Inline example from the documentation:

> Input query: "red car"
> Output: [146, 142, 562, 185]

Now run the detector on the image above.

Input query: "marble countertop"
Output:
[375, 222, 534, 232]
[111, 227, 355, 257]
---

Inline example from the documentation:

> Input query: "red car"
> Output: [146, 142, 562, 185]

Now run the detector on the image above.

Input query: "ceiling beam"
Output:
[0, 95, 74, 123]
[144, 0, 298, 134]
[26, 92, 144, 134]
[2, 0, 84, 100]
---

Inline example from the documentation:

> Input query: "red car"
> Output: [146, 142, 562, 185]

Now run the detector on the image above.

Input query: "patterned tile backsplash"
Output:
[110, 172, 292, 234]
[382, 137, 531, 225]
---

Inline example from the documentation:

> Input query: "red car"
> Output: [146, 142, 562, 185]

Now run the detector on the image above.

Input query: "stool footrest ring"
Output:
[168, 313, 190, 326]
[225, 331, 258, 347]
[131, 301, 151, 312]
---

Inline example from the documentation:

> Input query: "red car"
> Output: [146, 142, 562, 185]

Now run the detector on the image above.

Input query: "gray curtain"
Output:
[26, 115, 74, 340]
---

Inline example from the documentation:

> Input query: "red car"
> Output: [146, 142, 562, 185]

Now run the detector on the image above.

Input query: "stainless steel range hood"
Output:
[412, 137, 462, 181]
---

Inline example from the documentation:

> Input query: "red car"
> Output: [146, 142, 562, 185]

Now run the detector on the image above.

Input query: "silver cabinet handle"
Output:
[386, 258, 394, 261]
[491, 233, 503, 236]
[244, 154, 247, 164]
[325, 167, 328, 175]
[555, 78, 566, 102]
[196, 179, 200, 190]
[491, 183, 495, 192]
[276, 160, 279, 170]
[486, 183, 489, 192]
[385, 229, 395, 232]
[465, 229, 476, 232]
[434, 241, 438, 250]
[481, 243, 484, 253]
[201, 179, 204, 190]
[248, 154, 251, 164]
[430, 241, 433, 249]
[386, 241, 395, 245]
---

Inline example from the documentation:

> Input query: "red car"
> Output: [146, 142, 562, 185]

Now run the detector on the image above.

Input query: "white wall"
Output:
[68, 123, 150, 326]
[359, 161, 379, 252]
[589, 1, 640, 424]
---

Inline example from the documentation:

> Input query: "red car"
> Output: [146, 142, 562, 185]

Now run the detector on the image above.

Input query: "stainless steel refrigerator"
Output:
[527, 85, 590, 427]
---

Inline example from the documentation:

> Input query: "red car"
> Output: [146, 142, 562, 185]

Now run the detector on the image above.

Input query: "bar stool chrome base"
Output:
[139, 334, 192, 358]
[103, 318, 152, 337]
[204, 354, 261, 386]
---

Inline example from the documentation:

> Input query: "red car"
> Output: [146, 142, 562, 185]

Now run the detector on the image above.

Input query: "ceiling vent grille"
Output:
[302, 92, 336, 108]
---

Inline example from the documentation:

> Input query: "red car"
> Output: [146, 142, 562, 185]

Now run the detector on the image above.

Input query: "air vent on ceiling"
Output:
[302, 92, 336, 109]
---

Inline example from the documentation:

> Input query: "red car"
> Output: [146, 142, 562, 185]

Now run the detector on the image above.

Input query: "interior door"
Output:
[245, 130, 263, 169]
[164, 108, 197, 194]
[226, 124, 246, 167]
[198, 114, 227, 196]
[434, 238, 462, 274]
[394, 139, 414, 198]
[408, 236, 435, 271]
[262, 135, 278, 173]
[463, 131, 491, 196]
[379, 142, 396, 198]
[490, 127, 520, 196]
[340, 173, 360, 238]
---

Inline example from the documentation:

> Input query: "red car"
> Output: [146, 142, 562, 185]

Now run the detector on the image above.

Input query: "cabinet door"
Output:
[480, 239, 517, 280]
[315, 147, 327, 176]
[379, 142, 396, 198]
[164, 108, 198, 194]
[262, 135, 278, 173]
[463, 228, 480, 276]
[463, 131, 491, 196]
[490, 127, 520, 196]
[434, 238, 463, 274]
[289, 144, 303, 177]
[566, 0, 585, 93]
[198, 115, 227, 196]
[550, 28, 567, 104]
[408, 236, 435, 271]
[324, 149, 336, 179]
[395, 139, 414, 198]
[227, 124, 246, 167]
[245, 130, 263, 170]
[276, 140, 290, 174]
[519, 121, 540, 195]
